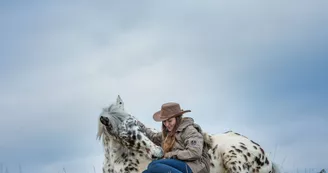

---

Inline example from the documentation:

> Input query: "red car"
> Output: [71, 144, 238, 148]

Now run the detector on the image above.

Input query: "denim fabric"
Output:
[143, 159, 192, 173]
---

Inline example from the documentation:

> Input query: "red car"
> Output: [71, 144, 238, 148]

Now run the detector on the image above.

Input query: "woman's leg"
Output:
[147, 163, 182, 173]
[147, 159, 192, 173]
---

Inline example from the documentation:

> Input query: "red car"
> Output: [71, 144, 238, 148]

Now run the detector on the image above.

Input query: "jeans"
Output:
[143, 159, 192, 173]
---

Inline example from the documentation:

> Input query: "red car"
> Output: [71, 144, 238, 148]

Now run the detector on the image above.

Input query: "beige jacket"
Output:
[144, 117, 210, 173]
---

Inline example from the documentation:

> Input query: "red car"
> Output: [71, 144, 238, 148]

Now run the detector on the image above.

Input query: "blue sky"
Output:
[0, 1, 327, 173]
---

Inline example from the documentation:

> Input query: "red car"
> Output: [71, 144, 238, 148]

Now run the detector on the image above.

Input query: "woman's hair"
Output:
[162, 116, 183, 154]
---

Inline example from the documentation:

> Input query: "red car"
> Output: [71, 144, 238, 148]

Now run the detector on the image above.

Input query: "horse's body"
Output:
[97, 96, 279, 173]
[207, 132, 278, 173]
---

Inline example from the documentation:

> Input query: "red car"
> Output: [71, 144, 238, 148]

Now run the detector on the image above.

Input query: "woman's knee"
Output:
[147, 160, 161, 169]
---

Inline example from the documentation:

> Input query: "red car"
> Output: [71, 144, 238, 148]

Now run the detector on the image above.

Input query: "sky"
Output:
[0, 0, 327, 173]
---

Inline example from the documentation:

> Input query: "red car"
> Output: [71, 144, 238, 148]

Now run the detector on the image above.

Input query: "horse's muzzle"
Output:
[100, 116, 110, 126]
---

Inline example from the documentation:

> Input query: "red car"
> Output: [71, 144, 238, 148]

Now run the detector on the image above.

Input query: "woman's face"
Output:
[163, 117, 176, 132]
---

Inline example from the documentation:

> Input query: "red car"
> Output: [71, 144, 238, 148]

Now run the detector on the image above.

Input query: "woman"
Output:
[142, 102, 210, 173]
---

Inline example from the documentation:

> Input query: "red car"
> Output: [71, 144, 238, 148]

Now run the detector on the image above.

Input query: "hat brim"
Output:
[153, 110, 191, 122]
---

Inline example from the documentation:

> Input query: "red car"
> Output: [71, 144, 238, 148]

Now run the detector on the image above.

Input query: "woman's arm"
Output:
[143, 127, 162, 147]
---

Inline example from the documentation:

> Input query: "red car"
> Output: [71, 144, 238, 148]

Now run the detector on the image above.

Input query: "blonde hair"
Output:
[161, 116, 183, 154]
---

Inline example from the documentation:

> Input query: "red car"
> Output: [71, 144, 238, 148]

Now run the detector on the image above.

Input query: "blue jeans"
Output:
[143, 159, 192, 173]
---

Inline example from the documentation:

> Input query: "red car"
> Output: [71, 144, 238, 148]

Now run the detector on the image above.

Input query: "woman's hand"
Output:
[164, 152, 177, 159]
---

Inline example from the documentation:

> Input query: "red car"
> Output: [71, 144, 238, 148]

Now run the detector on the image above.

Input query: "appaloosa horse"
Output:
[97, 96, 280, 173]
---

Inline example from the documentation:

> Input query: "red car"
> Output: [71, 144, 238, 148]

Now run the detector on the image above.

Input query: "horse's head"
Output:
[97, 96, 163, 159]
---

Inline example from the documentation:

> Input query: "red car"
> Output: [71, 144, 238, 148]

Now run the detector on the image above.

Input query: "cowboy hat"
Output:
[153, 102, 191, 122]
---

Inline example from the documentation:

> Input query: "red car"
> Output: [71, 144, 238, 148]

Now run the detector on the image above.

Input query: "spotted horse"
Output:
[97, 95, 280, 173]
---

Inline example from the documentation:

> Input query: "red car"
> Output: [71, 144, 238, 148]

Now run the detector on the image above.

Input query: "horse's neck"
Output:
[102, 135, 152, 173]
[102, 136, 124, 162]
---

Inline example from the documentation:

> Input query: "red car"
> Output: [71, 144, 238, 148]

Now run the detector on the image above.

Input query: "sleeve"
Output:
[144, 127, 162, 147]
[166, 125, 203, 161]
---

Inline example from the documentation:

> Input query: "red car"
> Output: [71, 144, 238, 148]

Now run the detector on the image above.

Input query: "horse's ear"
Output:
[116, 95, 125, 110]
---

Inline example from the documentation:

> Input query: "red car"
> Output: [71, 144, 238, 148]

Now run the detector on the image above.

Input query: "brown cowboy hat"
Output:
[153, 102, 191, 122]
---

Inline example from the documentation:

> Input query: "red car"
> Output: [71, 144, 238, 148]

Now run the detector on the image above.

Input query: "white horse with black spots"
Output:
[97, 96, 280, 173]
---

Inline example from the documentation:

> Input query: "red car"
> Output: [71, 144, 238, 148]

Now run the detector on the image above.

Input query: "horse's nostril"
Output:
[100, 116, 109, 125]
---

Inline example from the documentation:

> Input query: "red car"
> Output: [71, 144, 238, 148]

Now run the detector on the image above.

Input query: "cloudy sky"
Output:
[1, 0, 327, 173]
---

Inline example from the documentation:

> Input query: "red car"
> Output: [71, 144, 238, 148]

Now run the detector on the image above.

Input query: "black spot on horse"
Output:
[240, 145, 247, 150]
[136, 142, 141, 149]
[255, 156, 262, 166]
[121, 153, 128, 158]
[260, 147, 265, 155]
[213, 144, 218, 154]
[251, 140, 260, 146]
[132, 135, 136, 140]
[137, 134, 142, 140]
[235, 148, 243, 153]
[265, 157, 270, 165]
[243, 154, 248, 162]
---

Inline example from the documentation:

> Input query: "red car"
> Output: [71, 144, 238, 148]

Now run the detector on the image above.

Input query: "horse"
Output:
[97, 95, 280, 173]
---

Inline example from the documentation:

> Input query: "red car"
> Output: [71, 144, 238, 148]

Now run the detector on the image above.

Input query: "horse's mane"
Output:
[97, 104, 131, 140]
